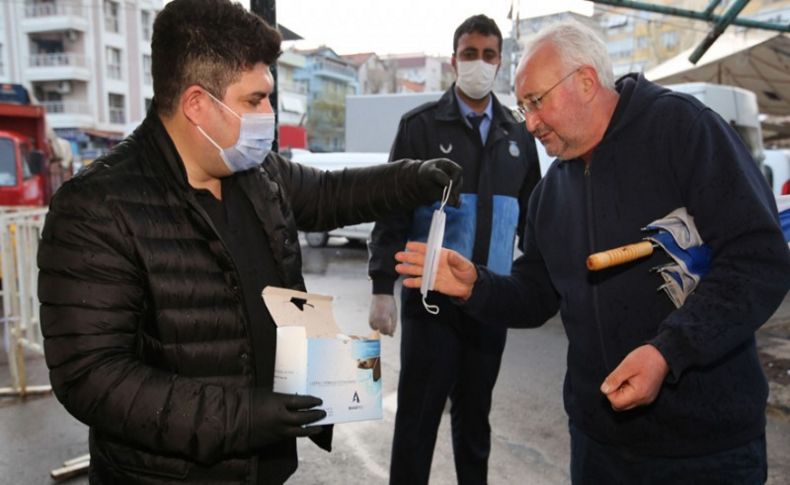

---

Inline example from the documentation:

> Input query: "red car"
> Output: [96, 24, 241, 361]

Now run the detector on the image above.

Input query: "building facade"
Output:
[277, 49, 309, 151]
[294, 47, 359, 152]
[504, 1, 790, 87]
[1, 0, 161, 163]
[341, 52, 396, 95]
[382, 53, 452, 93]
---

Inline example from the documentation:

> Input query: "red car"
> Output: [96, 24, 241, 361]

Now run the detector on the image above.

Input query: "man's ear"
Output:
[577, 66, 600, 102]
[181, 85, 206, 125]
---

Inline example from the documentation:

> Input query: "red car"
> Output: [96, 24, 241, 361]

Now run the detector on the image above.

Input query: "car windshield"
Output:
[0, 138, 18, 187]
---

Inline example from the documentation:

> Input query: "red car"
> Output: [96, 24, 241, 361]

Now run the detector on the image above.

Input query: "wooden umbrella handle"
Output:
[586, 241, 655, 271]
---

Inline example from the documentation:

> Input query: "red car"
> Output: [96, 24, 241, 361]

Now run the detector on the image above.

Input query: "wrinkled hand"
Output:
[251, 390, 326, 448]
[600, 344, 669, 411]
[417, 158, 463, 207]
[395, 241, 477, 300]
[369, 294, 398, 336]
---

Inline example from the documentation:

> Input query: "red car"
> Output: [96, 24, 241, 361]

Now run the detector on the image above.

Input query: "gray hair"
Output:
[521, 20, 615, 89]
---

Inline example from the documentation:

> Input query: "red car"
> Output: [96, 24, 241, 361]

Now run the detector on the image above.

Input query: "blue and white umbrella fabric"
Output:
[643, 207, 712, 308]
[589, 198, 790, 308]
[778, 195, 790, 247]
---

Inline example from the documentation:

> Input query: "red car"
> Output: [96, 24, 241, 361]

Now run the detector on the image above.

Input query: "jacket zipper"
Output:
[584, 161, 611, 371]
[186, 196, 259, 378]
[185, 195, 261, 482]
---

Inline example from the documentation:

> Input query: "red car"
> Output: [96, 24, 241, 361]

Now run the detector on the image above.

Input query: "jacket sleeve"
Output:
[271, 139, 431, 237]
[38, 180, 257, 465]
[650, 106, 790, 382]
[367, 116, 421, 294]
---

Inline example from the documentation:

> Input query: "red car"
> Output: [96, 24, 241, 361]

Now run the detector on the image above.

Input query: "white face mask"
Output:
[456, 60, 498, 100]
[420, 181, 453, 315]
[196, 91, 275, 173]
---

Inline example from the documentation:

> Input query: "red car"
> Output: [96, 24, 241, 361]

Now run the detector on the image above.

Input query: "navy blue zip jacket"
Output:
[463, 73, 790, 456]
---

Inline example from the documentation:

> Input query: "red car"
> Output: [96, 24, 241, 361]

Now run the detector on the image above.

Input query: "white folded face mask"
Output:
[421, 181, 452, 315]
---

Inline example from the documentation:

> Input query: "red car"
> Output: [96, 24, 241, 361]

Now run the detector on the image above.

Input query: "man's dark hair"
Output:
[453, 14, 503, 54]
[152, 0, 282, 116]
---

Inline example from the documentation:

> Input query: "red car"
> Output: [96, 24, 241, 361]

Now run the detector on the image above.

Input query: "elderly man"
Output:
[395, 20, 790, 484]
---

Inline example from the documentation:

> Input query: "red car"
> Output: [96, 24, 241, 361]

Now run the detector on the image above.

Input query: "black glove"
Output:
[251, 390, 327, 448]
[417, 158, 463, 207]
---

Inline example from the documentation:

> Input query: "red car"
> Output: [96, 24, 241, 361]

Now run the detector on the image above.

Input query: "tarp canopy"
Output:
[645, 32, 790, 116]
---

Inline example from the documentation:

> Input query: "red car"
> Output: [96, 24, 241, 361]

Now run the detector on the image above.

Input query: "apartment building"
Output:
[382, 53, 452, 93]
[595, 0, 790, 78]
[277, 48, 309, 150]
[504, 1, 789, 86]
[294, 46, 359, 152]
[0, 0, 161, 162]
[340, 52, 396, 95]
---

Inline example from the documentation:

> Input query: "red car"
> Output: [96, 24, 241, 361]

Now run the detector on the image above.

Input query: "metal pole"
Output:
[591, 0, 789, 33]
[688, 0, 750, 64]
[249, 0, 280, 153]
[701, 0, 722, 19]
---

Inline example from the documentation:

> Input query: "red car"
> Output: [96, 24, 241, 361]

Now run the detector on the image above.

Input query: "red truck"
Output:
[0, 83, 70, 206]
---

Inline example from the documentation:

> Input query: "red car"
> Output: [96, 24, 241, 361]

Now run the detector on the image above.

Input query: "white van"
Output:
[287, 149, 389, 247]
[666, 83, 765, 165]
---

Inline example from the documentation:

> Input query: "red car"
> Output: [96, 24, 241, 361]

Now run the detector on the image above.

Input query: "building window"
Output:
[661, 31, 679, 50]
[608, 38, 635, 61]
[141, 10, 152, 41]
[106, 47, 122, 79]
[108, 93, 125, 124]
[143, 55, 152, 85]
[104, 0, 120, 33]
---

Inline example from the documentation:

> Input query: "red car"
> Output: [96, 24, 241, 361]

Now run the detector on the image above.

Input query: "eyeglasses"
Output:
[512, 68, 580, 122]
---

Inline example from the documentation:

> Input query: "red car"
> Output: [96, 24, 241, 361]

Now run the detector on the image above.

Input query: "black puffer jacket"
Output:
[38, 112, 440, 484]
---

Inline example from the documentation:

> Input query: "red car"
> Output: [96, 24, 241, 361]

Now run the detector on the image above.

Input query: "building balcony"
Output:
[21, 2, 88, 33]
[26, 53, 91, 82]
[311, 59, 357, 81]
[279, 81, 307, 94]
[40, 101, 93, 129]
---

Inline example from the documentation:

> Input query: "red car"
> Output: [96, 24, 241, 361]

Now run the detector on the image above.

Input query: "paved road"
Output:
[1, 240, 788, 484]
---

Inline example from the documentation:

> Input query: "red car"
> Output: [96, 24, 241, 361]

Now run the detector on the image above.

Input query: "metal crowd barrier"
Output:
[0, 206, 51, 397]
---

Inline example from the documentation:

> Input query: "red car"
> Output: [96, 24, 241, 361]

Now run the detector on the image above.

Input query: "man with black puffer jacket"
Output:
[36, 1, 460, 483]
[394, 20, 790, 484]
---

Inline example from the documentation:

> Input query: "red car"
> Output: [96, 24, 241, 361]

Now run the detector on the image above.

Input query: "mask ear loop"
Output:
[193, 89, 241, 152]
[439, 179, 452, 211]
[421, 180, 453, 316]
[422, 296, 440, 315]
[203, 90, 242, 120]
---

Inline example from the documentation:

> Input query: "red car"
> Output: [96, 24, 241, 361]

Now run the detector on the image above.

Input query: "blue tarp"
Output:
[0, 84, 31, 104]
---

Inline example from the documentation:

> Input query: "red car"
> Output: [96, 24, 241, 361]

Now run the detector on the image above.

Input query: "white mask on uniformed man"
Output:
[456, 60, 497, 100]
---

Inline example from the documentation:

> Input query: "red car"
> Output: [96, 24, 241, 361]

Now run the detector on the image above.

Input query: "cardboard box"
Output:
[262, 287, 382, 425]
